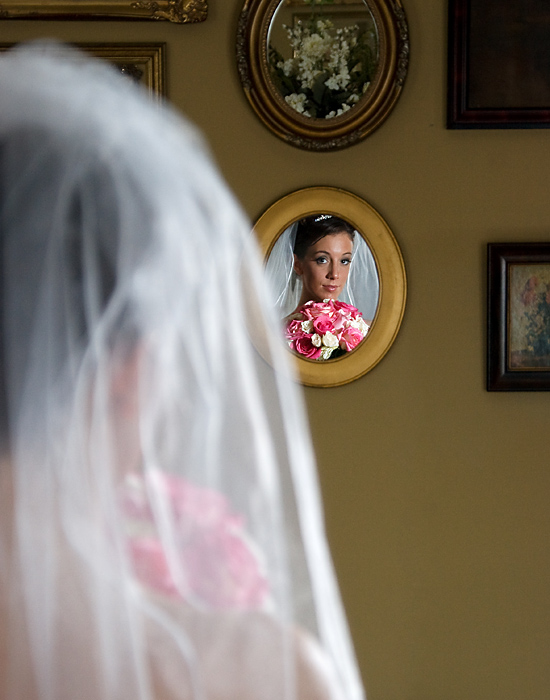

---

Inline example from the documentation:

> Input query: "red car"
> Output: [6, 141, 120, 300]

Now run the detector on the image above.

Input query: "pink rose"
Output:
[293, 335, 323, 359]
[333, 300, 360, 318]
[299, 307, 314, 321]
[313, 314, 334, 334]
[339, 327, 365, 352]
[332, 314, 347, 332]
[285, 319, 306, 341]
[301, 301, 332, 319]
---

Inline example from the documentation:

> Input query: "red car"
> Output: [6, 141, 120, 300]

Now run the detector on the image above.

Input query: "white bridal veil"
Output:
[0, 43, 365, 700]
[265, 222, 380, 321]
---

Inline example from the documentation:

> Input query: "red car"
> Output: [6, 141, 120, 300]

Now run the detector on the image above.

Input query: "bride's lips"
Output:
[323, 285, 338, 292]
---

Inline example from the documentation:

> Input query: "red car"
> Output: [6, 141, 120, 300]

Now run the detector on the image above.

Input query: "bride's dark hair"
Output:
[293, 214, 355, 259]
[0, 133, 141, 453]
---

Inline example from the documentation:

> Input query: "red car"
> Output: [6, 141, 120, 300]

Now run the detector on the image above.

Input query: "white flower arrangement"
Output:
[269, 8, 377, 120]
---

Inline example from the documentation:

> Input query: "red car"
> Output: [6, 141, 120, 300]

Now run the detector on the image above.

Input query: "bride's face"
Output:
[293, 232, 353, 303]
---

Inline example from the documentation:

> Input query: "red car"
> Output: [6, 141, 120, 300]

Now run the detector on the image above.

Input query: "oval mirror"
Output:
[237, 0, 409, 150]
[254, 187, 406, 386]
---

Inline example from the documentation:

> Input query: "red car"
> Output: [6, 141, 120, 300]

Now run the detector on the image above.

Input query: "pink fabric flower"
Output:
[120, 473, 270, 610]
[128, 538, 181, 597]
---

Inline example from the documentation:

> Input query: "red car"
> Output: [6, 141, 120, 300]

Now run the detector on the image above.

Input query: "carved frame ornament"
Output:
[0, 0, 207, 23]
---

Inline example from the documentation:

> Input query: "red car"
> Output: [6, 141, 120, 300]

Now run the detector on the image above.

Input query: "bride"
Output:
[292, 215, 356, 310]
[266, 214, 378, 360]
[0, 43, 365, 700]
[266, 214, 379, 323]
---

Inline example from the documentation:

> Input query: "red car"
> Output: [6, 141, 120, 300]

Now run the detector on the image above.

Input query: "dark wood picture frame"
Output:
[448, 0, 550, 128]
[487, 243, 550, 391]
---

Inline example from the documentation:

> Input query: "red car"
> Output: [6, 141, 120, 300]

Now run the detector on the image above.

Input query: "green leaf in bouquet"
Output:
[268, 45, 300, 98]
[328, 347, 347, 360]
[311, 71, 330, 106]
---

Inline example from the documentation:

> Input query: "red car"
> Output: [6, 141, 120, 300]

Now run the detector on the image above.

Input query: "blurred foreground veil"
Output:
[0, 43, 365, 700]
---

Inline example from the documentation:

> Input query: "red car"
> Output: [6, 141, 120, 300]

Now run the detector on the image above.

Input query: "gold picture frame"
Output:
[0, 0, 206, 23]
[254, 187, 407, 387]
[0, 43, 166, 100]
[237, 0, 409, 151]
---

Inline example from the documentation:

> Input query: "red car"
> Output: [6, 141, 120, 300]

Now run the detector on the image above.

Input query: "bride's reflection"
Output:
[266, 214, 379, 360]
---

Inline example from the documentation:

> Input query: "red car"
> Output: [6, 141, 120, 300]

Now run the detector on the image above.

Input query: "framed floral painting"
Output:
[487, 243, 550, 391]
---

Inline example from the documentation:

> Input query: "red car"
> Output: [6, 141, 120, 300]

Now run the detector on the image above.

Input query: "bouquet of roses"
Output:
[284, 298, 369, 360]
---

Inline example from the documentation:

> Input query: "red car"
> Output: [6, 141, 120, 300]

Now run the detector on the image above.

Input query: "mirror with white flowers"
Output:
[237, 0, 409, 150]
[254, 187, 406, 387]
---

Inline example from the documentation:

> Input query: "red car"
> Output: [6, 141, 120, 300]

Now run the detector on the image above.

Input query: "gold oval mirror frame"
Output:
[254, 187, 406, 387]
[237, 0, 409, 151]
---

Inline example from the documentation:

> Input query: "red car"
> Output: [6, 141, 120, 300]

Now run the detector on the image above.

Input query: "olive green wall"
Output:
[2, 2, 549, 698]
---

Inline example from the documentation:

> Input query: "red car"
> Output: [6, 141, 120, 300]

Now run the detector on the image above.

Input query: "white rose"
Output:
[320, 347, 334, 360]
[349, 318, 369, 336]
[301, 319, 314, 333]
[311, 333, 322, 347]
[322, 331, 339, 349]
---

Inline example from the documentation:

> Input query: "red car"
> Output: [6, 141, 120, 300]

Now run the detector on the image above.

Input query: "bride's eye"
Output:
[342, 258, 351, 265]
[315, 256, 328, 264]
